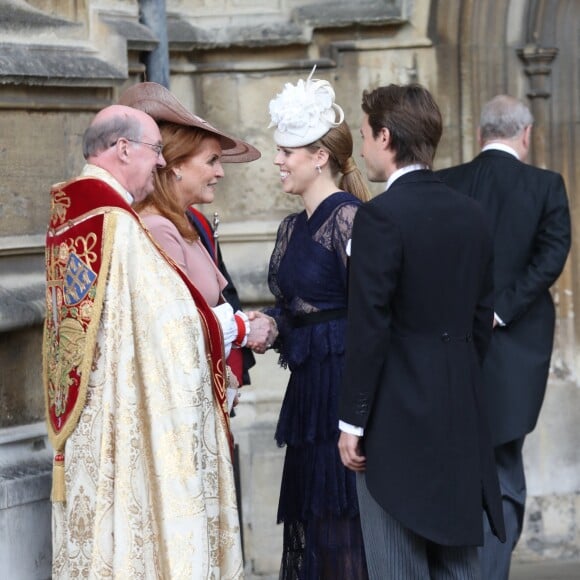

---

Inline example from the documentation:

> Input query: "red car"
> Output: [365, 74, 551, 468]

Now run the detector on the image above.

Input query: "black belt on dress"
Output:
[291, 308, 348, 328]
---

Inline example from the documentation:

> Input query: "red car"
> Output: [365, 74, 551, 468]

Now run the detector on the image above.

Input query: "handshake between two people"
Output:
[245, 311, 278, 354]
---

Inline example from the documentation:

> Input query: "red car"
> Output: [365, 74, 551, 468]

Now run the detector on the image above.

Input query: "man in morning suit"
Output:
[437, 95, 571, 579]
[338, 84, 506, 579]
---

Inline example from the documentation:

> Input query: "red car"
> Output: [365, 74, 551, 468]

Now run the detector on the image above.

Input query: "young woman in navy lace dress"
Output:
[265, 69, 370, 579]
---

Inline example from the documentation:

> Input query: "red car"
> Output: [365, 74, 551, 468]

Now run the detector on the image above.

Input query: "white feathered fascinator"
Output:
[268, 66, 345, 147]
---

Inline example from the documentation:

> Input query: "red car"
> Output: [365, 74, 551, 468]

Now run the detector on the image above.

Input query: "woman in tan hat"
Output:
[119, 82, 278, 391]
[265, 68, 370, 579]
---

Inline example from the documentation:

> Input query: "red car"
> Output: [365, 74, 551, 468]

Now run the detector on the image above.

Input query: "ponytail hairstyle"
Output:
[307, 120, 370, 202]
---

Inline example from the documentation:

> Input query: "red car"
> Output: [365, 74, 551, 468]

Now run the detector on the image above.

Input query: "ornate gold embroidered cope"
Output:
[44, 172, 243, 578]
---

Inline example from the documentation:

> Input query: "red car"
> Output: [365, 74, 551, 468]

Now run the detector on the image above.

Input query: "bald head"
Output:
[82, 104, 166, 201]
[83, 105, 154, 159]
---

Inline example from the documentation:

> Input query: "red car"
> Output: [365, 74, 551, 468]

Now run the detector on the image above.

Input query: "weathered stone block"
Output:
[0, 423, 53, 580]
[0, 328, 44, 429]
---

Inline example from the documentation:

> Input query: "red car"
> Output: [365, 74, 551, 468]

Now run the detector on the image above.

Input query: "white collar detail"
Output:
[481, 143, 519, 160]
[386, 164, 428, 191]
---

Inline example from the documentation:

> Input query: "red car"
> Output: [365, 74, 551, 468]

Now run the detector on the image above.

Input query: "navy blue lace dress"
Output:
[266, 191, 368, 580]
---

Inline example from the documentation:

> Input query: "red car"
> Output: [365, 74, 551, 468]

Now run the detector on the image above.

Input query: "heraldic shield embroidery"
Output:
[46, 235, 99, 432]
[43, 181, 115, 459]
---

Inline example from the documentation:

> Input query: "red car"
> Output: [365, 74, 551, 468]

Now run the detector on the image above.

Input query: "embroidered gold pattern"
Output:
[47, 317, 84, 417]
[51, 189, 71, 225]
[45, 232, 100, 423]
[51, 210, 243, 578]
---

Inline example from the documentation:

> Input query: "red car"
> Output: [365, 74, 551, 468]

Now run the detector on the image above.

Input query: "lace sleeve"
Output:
[265, 214, 299, 366]
[268, 213, 297, 303]
[332, 202, 359, 270]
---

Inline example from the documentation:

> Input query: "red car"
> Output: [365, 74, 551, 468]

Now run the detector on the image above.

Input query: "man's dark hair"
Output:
[361, 84, 442, 168]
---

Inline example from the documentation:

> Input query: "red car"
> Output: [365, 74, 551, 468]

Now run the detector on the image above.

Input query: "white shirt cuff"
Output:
[212, 302, 236, 357]
[339, 420, 364, 437]
[234, 310, 250, 347]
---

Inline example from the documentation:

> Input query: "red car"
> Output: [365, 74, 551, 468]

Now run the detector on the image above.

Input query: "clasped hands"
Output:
[245, 311, 278, 354]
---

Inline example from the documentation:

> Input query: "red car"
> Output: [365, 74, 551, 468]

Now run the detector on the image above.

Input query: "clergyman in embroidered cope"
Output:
[44, 166, 243, 579]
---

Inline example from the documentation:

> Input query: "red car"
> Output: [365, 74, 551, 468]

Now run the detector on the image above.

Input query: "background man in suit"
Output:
[437, 95, 571, 579]
[337, 83, 506, 579]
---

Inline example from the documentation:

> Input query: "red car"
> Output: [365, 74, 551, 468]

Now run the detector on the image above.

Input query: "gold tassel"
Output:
[51, 452, 66, 503]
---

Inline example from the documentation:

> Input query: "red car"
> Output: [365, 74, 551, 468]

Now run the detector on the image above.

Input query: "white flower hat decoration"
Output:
[268, 66, 345, 147]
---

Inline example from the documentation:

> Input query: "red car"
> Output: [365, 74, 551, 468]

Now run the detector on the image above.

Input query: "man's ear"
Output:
[380, 127, 391, 150]
[522, 125, 532, 150]
[114, 138, 130, 163]
[517, 125, 532, 162]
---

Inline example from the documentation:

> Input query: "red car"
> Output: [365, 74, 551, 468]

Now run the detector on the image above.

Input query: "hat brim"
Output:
[118, 82, 260, 163]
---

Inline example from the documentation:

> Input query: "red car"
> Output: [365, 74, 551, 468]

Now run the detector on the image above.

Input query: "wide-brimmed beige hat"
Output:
[118, 81, 261, 163]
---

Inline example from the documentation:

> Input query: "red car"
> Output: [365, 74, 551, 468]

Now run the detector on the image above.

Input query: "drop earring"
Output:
[315, 165, 322, 175]
[175, 173, 182, 181]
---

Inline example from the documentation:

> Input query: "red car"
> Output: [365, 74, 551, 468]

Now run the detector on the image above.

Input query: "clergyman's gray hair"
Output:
[82, 115, 143, 159]
[479, 95, 534, 142]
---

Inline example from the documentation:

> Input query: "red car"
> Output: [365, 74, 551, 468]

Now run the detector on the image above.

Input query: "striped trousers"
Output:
[356, 473, 480, 580]
[479, 437, 526, 580]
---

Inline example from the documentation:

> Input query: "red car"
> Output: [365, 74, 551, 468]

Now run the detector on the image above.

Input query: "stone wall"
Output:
[0, 0, 578, 578]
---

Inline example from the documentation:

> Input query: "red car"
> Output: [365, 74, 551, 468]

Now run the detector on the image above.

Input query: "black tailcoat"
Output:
[437, 151, 571, 445]
[339, 170, 506, 546]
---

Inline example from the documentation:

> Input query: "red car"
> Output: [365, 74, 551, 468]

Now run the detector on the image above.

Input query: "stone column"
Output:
[514, 43, 580, 562]
[516, 44, 559, 168]
[516, 46, 573, 320]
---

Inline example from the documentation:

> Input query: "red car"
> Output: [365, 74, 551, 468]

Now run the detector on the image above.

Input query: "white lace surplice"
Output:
[51, 210, 243, 579]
